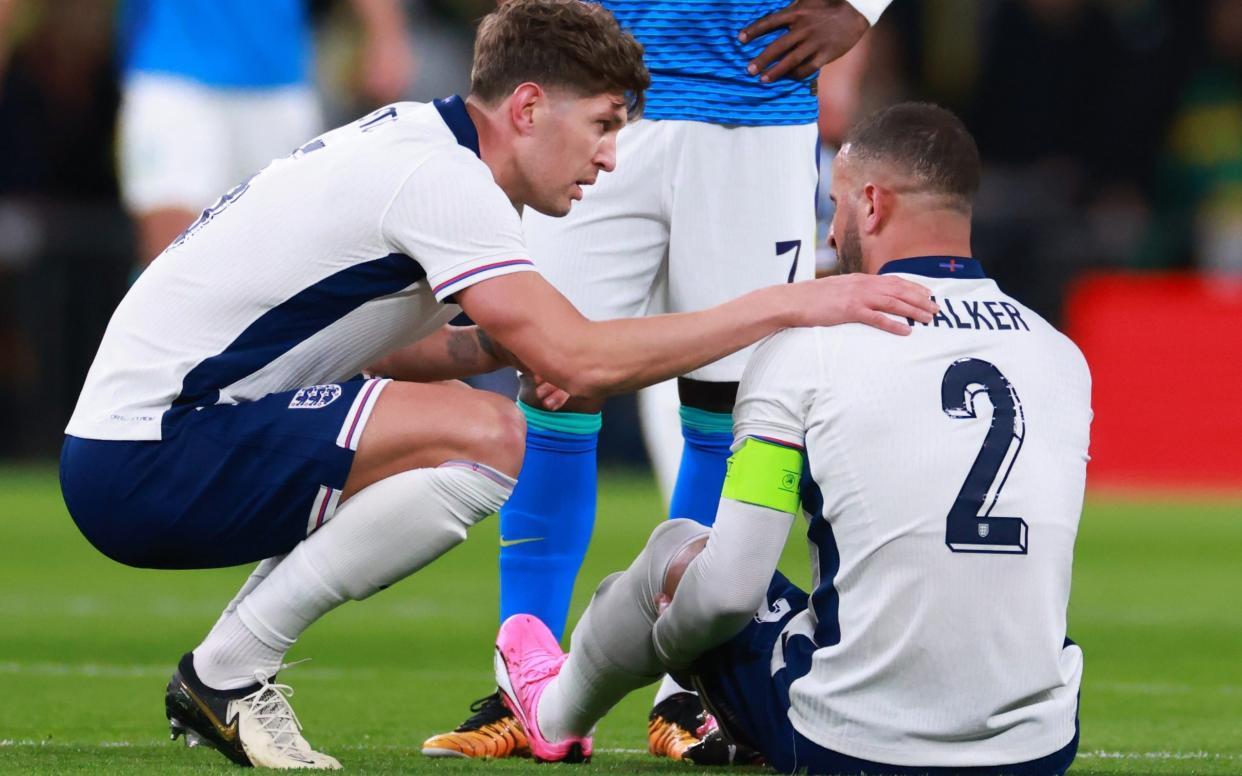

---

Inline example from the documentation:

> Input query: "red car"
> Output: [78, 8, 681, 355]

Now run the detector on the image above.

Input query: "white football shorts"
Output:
[118, 72, 321, 213]
[523, 119, 818, 383]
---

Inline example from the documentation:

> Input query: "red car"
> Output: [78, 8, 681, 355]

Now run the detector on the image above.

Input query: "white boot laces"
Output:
[241, 660, 313, 758]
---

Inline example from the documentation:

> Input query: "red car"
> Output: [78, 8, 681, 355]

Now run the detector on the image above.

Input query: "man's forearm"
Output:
[652, 499, 794, 669]
[367, 325, 502, 382]
[457, 271, 933, 401]
[348, 0, 405, 35]
[560, 285, 796, 398]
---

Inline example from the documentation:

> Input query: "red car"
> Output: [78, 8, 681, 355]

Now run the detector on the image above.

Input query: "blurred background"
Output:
[0, 0, 1238, 492]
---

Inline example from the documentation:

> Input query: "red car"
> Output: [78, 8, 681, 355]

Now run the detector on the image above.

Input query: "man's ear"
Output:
[861, 182, 891, 235]
[508, 82, 543, 136]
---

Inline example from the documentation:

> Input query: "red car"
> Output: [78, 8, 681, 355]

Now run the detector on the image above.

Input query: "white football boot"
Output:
[166, 652, 341, 769]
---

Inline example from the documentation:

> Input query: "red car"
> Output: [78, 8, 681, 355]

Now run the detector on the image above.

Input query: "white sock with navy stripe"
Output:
[193, 462, 515, 690]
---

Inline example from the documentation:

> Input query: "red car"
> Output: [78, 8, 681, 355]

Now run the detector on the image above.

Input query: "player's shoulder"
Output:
[741, 328, 823, 389]
[382, 108, 508, 212]
[752, 327, 823, 363]
[995, 291, 1091, 377]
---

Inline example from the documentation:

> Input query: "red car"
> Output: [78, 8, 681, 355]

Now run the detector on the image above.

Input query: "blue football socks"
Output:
[668, 406, 734, 526]
[498, 400, 601, 640]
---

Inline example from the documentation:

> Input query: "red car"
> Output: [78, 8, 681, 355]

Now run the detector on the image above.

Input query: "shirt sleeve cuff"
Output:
[732, 423, 806, 452]
[429, 257, 536, 302]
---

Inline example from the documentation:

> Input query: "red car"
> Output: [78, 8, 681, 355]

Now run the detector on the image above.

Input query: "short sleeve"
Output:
[382, 150, 537, 302]
[732, 328, 821, 450]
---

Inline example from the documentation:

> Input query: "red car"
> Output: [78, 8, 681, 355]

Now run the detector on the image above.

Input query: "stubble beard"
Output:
[836, 215, 865, 275]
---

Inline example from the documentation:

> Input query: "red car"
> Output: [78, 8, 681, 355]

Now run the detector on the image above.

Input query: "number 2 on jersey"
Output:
[940, 358, 1028, 554]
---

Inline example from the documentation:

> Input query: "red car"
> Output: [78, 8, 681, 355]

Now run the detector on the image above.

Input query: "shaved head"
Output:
[838, 102, 981, 214]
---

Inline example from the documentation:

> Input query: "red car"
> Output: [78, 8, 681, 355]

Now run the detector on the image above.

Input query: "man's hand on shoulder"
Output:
[786, 273, 937, 335]
[740, 0, 872, 83]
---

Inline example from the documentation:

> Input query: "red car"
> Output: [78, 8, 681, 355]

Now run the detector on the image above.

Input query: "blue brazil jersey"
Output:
[598, 0, 818, 125]
[118, 0, 311, 88]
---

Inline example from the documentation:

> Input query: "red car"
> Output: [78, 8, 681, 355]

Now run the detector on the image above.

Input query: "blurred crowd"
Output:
[0, 0, 1238, 457]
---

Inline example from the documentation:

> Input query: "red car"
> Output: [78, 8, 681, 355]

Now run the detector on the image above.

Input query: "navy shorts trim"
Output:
[60, 378, 388, 569]
[683, 573, 1079, 776]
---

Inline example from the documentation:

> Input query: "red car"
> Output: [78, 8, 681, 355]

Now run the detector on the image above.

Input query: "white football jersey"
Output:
[68, 98, 535, 441]
[733, 258, 1091, 767]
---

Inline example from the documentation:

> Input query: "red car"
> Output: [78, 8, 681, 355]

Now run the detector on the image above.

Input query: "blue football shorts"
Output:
[60, 377, 389, 569]
[681, 572, 1079, 776]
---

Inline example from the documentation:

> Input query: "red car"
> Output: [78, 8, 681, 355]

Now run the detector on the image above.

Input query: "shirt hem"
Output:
[788, 712, 1079, 768]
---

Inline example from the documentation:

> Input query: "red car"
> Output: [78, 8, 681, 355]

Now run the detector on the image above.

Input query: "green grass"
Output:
[1, 465, 1239, 774]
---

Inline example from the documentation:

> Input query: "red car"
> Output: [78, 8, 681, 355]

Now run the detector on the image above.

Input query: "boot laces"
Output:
[240, 662, 313, 758]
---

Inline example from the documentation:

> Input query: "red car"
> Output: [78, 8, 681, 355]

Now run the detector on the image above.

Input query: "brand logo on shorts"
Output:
[755, 596, 791, 623]
[289, 384, 342, 409]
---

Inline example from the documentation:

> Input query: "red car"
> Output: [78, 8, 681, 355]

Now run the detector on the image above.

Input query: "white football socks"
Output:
[653, 673, 696, 707]
[537, 519, 710, 741]
[194, 462, 515, 690]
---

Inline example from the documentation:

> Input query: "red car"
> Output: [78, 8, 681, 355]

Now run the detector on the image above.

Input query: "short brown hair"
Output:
[471, 0, 649, 118]
[844, 102, 981, 210]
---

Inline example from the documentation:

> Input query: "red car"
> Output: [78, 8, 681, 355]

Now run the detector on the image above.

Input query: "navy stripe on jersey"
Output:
[800, 455, 841, 648]
[172, 253, 425, 410]
[599, 0, 818, 125]
[434, 96, 480, 157]
[879, 256, 986, 279]
[783, 455, 838, 684]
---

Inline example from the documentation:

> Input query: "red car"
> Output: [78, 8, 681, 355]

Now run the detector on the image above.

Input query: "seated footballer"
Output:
[494, 103, 1092, 776]
[57, 0, 937, 769]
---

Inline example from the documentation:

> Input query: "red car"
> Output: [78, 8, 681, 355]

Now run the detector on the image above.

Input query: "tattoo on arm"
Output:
[446, 328, 482, 367]
[475, 328, 501, 362]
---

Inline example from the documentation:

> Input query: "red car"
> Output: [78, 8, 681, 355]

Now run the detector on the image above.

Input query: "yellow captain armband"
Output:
[721, 437, 804, 515]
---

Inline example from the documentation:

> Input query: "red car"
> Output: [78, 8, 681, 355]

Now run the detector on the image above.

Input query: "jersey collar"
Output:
[877, 256, 985, 279]
[433, 95, 481, 158]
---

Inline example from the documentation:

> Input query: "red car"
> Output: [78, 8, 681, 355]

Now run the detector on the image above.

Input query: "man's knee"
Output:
[642, 518, 710, 603]
[346, 384, 525, 499]
[465, 392, 526, 478]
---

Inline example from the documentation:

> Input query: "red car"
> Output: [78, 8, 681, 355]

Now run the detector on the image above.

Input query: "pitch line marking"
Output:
[0, 740, 1238, 760]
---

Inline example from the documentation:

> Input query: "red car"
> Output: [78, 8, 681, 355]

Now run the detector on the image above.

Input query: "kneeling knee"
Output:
[466, 393, 526, 478]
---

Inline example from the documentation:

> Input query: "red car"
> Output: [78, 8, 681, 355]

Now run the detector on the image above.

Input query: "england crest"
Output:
[289, 384, 342, 409]
[977, 522, 991, 538]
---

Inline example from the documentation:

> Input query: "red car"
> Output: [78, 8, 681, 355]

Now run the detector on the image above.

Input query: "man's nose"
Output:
[595, 137, 617, 173]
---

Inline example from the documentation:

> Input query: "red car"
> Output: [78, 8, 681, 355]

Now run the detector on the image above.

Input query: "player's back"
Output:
[749, 257, 1090, 767]
[68, 98, 530, 442]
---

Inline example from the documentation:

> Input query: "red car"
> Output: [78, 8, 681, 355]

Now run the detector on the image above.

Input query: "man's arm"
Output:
[651, 330, 820, 667]
[348, 0, 415, 105]
[740, 0, 891, 83]
[455, 270, 932, 400]
[652, 449, 801, 669]
[367, 325, 506, 382]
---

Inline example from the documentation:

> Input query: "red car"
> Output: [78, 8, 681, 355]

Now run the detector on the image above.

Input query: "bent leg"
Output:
[194, 381, 523, 688]
[656, 378, 736, 707]
[536, 518, 710, 741]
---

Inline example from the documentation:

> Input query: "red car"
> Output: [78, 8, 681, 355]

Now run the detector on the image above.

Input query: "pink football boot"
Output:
[494, 614, 592, 763]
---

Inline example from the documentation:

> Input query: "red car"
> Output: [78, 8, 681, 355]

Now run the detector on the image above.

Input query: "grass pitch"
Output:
[1, 465, 1239, 774]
